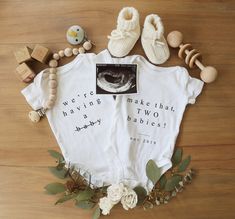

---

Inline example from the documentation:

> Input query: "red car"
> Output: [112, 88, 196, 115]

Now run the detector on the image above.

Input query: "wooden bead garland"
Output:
[28, 40, 93, 123]
[167, 30, 218, 83]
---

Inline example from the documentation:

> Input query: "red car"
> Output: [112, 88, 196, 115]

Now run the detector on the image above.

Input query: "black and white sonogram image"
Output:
[96, 64, 137, 95]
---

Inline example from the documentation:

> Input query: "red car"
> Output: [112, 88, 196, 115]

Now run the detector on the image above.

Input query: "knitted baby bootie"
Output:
[108, 7, 140, 57]
[141, 14, 170, 64]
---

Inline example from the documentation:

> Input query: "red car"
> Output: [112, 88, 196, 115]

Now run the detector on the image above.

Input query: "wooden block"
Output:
[14, 46, 32, 64]
[31, 44, 51, 63]
[15, 63, 36, 83]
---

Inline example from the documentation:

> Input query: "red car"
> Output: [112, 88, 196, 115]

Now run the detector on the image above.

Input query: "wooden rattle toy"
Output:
[167, 31, 218, 83]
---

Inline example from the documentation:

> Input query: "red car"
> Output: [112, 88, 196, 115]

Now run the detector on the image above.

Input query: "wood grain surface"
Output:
[0, 0, 235, 218]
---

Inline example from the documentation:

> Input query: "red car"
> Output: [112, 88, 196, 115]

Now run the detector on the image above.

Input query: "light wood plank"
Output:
[0, 0, 235, 218]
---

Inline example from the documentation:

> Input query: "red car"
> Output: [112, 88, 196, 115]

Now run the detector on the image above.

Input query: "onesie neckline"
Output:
[102, 49, 181, 76]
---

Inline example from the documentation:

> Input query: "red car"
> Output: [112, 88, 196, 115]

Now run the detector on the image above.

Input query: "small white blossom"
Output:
[121, 188, 138, 210]
[99, 197, 114, 215]
[107, 183, 126, 204]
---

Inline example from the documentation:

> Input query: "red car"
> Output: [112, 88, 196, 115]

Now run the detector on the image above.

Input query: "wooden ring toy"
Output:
[189, 52, 201, 69]
[167, 30, 218, 83]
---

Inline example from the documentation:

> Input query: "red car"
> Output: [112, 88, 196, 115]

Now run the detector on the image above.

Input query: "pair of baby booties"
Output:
[107, 7, 170, 65]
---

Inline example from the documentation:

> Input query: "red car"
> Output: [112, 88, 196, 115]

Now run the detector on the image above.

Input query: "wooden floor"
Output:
[0, 0, 235, 218]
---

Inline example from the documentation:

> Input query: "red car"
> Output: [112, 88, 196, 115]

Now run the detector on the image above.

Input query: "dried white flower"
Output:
[164, 200, 168, 204]
[107, 183, 126, 204]
[171, 190, 177, 197]
[99, 197, 114, 215]
[179, 181, 184, 187]
[121, 188, 138, 210]
[155, 199, 161, 205]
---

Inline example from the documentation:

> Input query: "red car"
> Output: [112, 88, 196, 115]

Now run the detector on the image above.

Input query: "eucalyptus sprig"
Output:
[44, 150, 104, 219]
[44, 147, 194, 217]
[136, 147, 195, 210]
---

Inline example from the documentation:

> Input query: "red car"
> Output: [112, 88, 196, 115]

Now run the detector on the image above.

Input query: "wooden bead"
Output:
[49, 80, 57, 88]
[49, 73, 56, 80]
[78, 47, 85, 54]
[28, 111, 40, 123]
[83, 41, 92, 50]
[49, 94, 56, 102]
[50, 88, 57, 95]
[200, 66, 218, 83]
[58, 50, 65, 57]
[53, 53, 60, 60]
[167, 31, 183, 48]
[49, 68, 57, 74]
[45, 100, 54, 109]
[64, 48, 73, 57]
[72, 48, 79, 55]
[49, 59, 58, 68]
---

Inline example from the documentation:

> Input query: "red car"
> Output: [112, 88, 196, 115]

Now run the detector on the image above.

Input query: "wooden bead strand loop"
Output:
[28, 39, 93, 123]
[167, 30, 218, 83]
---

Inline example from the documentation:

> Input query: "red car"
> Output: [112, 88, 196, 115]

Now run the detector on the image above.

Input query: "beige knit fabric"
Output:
[107, 7, 140, 57]
[141, 14, 170, 64]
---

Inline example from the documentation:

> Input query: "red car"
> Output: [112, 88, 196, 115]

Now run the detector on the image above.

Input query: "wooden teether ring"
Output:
[189, 52, 201, 69]
[185, 49, 197, 65]
[178, 44, 192, 59]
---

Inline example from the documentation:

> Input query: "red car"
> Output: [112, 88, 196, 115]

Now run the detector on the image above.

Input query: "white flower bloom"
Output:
[107, 183, 126, 204]
[99, 197, 114, 215]
[121, 188, 138, 210]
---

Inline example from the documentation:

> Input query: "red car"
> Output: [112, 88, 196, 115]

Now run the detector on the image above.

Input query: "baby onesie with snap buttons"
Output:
[107, 54, 204, 190]
[21, 50, 121, 187]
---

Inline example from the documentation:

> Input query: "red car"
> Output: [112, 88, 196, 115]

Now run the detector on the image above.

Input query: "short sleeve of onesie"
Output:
[21, 71, 46, 110]
[181, 67, 204, 104]
[21, 53, 88, 110]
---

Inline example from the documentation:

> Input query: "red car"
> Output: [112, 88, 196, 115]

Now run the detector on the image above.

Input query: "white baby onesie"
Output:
[108, 55, 204, 190]
[21, 50, 120, 187]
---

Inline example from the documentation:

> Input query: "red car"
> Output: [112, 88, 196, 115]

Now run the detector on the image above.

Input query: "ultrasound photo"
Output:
[96, 63, 138, 95]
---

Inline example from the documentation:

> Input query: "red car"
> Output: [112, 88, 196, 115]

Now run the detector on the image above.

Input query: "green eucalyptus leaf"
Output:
[55, 193, 77, 205]
[76, 200, 95, 209]
[171, 148, 183, 166]
[75, 189, 95, 202]
[159, 175, 167, 189]
[146, 159, 161, 185]
[178, 155, 191, 172]
[133, 186, 147, 205]
[93, 207, 101, 219]
[48, 150, 64, 161]
[44, 182, 65, 195]
[48, 166, 67, 179]
[164, 175, 182, 192]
